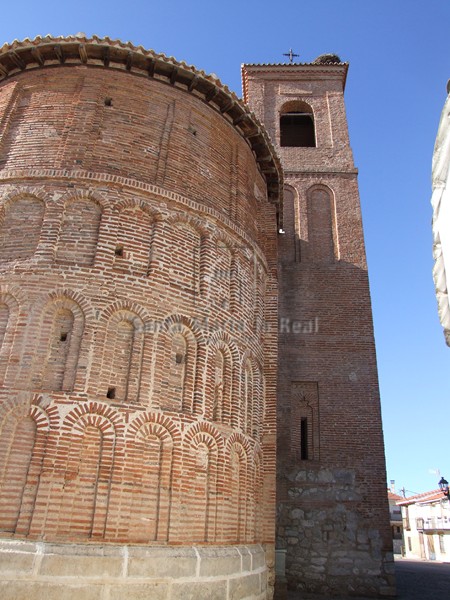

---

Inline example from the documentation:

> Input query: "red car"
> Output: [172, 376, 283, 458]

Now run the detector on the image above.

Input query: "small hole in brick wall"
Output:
[115, 245, 124, 257]
[106, 387, 116, 399]
[60, 332, 68, 342]
[104, 97, 113, 107]
[175, 353, 184, 364]
[188, 125, 197, 136]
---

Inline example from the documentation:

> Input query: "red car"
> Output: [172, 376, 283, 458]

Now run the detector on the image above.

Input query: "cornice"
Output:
[0, 34, 283, 207]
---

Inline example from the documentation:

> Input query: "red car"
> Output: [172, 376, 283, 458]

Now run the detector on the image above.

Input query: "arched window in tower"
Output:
[280, 101, 316, 148]
[307, 186, 337, 263]
[0, 196, 44, 262]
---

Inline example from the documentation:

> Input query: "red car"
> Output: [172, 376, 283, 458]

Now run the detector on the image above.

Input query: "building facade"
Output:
[431, 82, 450, 346]
[399, 490, 450, 560]
[387, 488, 404, 554]
[0, 35, 393, 599]
[243, 58, 394, 597]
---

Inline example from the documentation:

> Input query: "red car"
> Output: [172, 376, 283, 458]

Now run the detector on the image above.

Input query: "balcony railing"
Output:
[416, 517, 450, 531]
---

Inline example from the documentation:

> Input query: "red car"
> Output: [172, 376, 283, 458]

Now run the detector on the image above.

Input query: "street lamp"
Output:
[438, 477, 449, 497]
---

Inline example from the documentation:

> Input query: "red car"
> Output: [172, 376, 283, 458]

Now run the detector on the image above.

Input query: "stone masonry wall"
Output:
[0, 540, 269, 600]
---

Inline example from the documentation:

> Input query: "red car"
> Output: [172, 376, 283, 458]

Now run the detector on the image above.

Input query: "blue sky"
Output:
[1, 0, 449, 496]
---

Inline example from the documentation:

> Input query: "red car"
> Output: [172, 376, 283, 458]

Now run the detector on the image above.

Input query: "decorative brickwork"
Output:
[0, 35, 394, 599]
[243, 62, 396, 597]
[0, 35, 280, 600]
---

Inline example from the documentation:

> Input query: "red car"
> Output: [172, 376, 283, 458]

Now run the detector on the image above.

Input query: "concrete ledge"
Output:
[0, 539, 271, 600]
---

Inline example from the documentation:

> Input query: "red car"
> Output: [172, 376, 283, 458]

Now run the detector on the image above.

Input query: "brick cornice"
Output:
[0, 34, 283, 205]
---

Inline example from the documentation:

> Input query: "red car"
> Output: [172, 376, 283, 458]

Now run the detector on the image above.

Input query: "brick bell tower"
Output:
[242, 55, 395, 597]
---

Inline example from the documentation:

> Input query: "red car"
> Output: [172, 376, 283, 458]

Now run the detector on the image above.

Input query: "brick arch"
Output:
[306, 183, 339, 262]
[0, 186, 51, 211]
[240, 351, 264, 435]
[97, 307, 145, 403]
[0, 394, 51, 536]
[54, 188, 108, 211]
[30, 293, 85, 392]
[62, 402, 123, 439]
[253, 256, 267, 334]
[162, 313, 206, 341]
[128, 411, 182, 443]
[206, 332, 240, 426]
[183, 420, 225, 450]
[50, 406, 120, 540]
[154, 315, 205, 414]
[159, 216, 209, 295]
[181, 424, 223, 542]
[0, 192, 46, 262]
[113, 200, 158, 276]
[44, 288, 95, 321]
[280, 99, 314, 115]
[99, 299, 151, 325]
[165, 213, 209, 237]
[279, 100, 316, 148]
[114, 196, 160, 218]
[0, 291, 20, 379]
[226, 436, 250, 542]
[230, 244, 255, 319]
[226, 431, 253, 456]
[280, 184, 301, 262]
[118, 414, 179, 543]
[251, 446, 264, 542]
[209, 233, 235, 309]
[55, 191, 104, 266]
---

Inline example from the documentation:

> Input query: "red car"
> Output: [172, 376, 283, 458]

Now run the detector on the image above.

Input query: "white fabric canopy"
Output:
[431, 84, 450, 346]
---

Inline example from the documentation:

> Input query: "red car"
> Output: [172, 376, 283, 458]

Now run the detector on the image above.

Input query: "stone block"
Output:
[0, 581, 102, 600]
[229, 573, 260, 600]
[248, 545, 265, 569]
[109, 582, 168, 600]
[40, 553, 123, 577]
[170, 580, 227, 600]
[0, 550, 35, 574]
[239, 546, 252, 572]
[128, 546, 197, 578]
[198, 546, 241, 576]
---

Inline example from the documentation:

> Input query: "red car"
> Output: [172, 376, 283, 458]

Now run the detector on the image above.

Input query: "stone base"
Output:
[0, 539, 271, 600]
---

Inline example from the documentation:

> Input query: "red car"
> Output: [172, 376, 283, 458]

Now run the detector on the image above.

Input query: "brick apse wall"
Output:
[243, 60, 395, 597]
[0, 36, 282, 600]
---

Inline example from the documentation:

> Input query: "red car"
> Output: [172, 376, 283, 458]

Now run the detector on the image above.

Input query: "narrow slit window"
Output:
[115, 245, 124, 257]
[106, 386, 116, 399]
[300, 417, 309, 460]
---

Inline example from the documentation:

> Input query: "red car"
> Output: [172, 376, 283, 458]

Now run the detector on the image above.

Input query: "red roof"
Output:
[397, 489, 444, 506]
[388, 491, 404, 501]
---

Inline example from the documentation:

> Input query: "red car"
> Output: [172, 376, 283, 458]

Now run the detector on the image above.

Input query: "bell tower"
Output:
[242, 56, 395, 597]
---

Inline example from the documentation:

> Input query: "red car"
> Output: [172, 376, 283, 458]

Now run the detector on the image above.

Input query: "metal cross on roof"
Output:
[283, 49, 299, 64]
